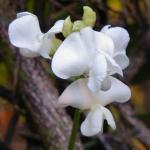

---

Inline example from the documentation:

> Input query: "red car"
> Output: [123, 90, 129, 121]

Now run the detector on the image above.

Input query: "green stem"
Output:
[68, 109, 81, 150]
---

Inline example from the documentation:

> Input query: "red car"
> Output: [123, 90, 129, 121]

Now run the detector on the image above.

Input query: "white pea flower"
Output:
[58, 76, 131, 136]
[52, 26, 130, 92]
[8, 12, 64, 59]
[101, 25, 130, 69]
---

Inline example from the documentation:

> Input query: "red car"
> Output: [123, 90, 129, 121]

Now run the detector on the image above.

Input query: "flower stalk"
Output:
[68, 109, 81, 150]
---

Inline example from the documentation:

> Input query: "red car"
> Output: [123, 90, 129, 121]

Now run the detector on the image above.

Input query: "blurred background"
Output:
[0, 0, 150, 150]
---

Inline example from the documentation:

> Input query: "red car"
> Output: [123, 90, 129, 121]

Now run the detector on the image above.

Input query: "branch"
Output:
[19, 57, 82, 150]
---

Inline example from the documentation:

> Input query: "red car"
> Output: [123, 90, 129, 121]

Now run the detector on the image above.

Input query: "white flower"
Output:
[101, 25, 130, 69]
[58, 76, 131, 136]
[8, 12, 64, 59]
[52, 26, 130, 92]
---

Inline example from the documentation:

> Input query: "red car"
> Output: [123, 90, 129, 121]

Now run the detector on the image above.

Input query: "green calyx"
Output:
[62, 6, 96, 37]
[62, 16, 73, 37]
[72, 20, 86, 32]
[82, 6, 96, 27]
[50, 38, 62, 56]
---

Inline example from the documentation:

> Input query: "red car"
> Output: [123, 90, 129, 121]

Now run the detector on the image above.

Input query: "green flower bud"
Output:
[72, 20, 86, 32]
[82, 6, 96, 27]
[62, 16, 73, 37]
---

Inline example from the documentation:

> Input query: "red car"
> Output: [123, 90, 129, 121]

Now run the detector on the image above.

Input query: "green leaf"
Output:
[82, 6, 96, 27]
[62, 16, 73, 37]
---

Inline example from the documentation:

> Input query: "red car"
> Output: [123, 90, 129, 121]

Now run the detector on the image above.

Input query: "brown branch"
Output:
[19, 58, 82, 150]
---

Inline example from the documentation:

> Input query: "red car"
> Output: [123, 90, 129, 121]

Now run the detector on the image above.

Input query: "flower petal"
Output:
[58, 77, 131, 109]
[58, 78, 93, 110]
[38, 34, 54, 59]
[97, 76, 131, 106]
[52, 32, 89, 79]
[8, 13, 43, 51]
[37, 20, 64, 59]
[88, 53, 107, 92]
[101, 76, 111, 91]
[80, 108, 104, 136]
[94, 31, 114, 56]
[80, 27, 95, 54]
[19, 48, 40, 57]
[81, 106, 116, 136]
[104, 26, 130, 53]
[103, 52, 123, 76]
[101, 106, 116, 130]
[47, 20, 64, 34]
[17, 12, 34, 18]
[114, 51, 129, 69]
[100, 25, 111, 33]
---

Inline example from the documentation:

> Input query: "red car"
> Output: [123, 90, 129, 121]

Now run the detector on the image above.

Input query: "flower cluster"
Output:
[8, 6, 131, 136]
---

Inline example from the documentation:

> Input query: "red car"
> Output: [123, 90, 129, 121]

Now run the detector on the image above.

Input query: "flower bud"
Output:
[72, 20, 85, 32]
[62, 16, 73, 37]
[82, 6, 96, 27]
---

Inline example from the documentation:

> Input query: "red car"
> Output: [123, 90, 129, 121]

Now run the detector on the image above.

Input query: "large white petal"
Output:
[94, 31, 114, 56]
[58, 78, 93, 110]
[58, 77, 131, 109]
[80, 108, 104, 136]
[8, 14, 43, 51]
[96, 76, 131, 106]
[20, 48, 40, 57]
[80, 27, 95, 54]
[88, 53, 107, 92]
[52, 32, 90, 79]
[114, 51, 129, 69]
[104, 26, 130, 53]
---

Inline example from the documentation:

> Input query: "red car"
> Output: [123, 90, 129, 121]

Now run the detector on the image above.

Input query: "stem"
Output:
[68, 109, 81, 150]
